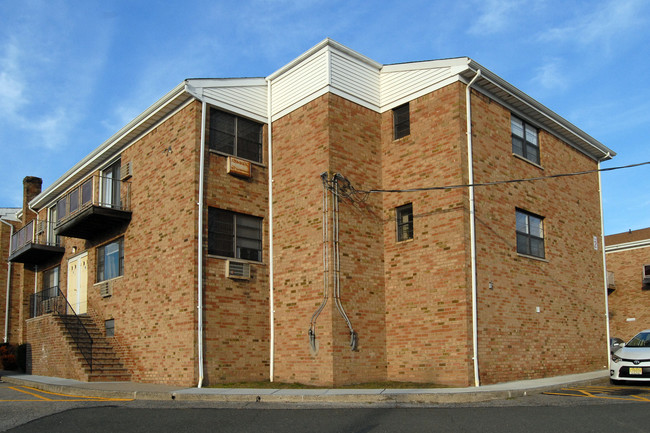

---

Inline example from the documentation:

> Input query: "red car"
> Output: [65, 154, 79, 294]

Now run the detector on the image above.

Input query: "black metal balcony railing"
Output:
[53, 175, 131, 239]
[8, 220, 65, 264]
[29, 286, 93, 373]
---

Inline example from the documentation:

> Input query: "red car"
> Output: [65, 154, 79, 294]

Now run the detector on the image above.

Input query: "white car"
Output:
[610, 330, 650, 384]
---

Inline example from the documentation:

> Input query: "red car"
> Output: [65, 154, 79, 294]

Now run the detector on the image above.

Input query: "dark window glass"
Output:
[393, 103, 410, 140]
[56, 197, 67, 222]
[208, 108, 263, 163]
[105, 319, 115, 337]
[511, 115, 540, 164]
[516, 209, 545, 258]
[97, 238, 124, 282]
[81, 179, 93, 206]
[396, 203, 414, 242]
[208, 208, 262, 261]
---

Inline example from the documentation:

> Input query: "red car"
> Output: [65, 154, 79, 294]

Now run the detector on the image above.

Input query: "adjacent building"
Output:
[605, 228, 650, 340]
[0, 39, 614, 387]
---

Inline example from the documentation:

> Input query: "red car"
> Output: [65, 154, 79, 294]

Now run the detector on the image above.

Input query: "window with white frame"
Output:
[97, 238, 124, 282]
[208, 208, 262, 261]
[102, 161, 121, 209]
[516, 209, 545, 258]
[511, 115, 540, 164]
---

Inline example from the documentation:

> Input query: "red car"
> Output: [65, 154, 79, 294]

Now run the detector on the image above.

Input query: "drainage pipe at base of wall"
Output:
[267, 78, 275, 382]
[1, 218, 13, 343]
[197, 100, 207, 388]
[466, 69, 482, 388]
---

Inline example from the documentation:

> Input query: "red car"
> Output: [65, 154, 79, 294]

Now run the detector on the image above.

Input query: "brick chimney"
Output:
[22, 176, 42, 224]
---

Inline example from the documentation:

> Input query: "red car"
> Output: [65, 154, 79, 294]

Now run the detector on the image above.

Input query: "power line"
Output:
[355, 161, 650, 194]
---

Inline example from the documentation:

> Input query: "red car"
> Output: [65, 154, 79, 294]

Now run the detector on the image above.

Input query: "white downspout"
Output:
[466, 69, 482, 387]
[197, 100, 207, 388]
[598, 154, 611, 371]
[267, 78, 275, 382]
[1, 218, 14, 343]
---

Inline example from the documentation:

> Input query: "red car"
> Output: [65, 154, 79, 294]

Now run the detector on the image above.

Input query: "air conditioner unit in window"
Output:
[120, 161, 133, 181]
[226, 260, 251, 280]
[36, 221, 46, 235]
[643, 264, 650, 285]
[99, 281, 113, 298]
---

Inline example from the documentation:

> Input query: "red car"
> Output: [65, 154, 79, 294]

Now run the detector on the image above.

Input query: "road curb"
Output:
[1, 372, 609, 404]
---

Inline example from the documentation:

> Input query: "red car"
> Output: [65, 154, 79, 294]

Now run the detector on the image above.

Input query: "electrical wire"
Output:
[353, 161, 650, 194]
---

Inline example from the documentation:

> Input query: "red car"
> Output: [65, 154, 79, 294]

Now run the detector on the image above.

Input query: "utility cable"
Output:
[355, 160, 650, 194]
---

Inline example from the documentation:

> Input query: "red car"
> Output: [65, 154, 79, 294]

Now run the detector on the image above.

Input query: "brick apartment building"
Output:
[1, 39, 614, 387]
[605, 228, 650, 340]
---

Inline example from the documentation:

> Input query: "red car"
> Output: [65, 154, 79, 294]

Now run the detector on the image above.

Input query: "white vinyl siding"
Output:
[330, 51, 380, 108]
[202, 85, 267, 123]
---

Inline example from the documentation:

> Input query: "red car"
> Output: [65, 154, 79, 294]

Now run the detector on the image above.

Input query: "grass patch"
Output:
[208, 381, 450, 389]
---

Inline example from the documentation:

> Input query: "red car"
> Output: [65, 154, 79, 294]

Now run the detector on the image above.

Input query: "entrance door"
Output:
[67, 253, 88, 314]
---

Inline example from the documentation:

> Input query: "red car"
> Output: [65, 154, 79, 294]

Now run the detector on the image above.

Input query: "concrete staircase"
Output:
[55, 315, 131, 382]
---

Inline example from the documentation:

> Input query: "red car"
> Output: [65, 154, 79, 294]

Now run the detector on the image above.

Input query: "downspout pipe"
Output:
[598, 153, 611, 371]
[267, 78, 275, 382]
[197, 100, 207, 388]
[1, 218, 13, 343]
[466, 69, 482, 387]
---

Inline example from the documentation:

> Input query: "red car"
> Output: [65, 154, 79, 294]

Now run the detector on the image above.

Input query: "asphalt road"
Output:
[2, 382, 650, 432]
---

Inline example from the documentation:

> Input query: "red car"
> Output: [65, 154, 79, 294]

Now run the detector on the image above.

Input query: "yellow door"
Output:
[67, 253, 88, 315]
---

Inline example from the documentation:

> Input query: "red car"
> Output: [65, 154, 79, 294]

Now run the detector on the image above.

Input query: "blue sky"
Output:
[0, 0, 648, 235]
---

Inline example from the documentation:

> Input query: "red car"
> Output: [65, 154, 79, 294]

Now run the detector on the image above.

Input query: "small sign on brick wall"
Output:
[227, 156, 252, 178]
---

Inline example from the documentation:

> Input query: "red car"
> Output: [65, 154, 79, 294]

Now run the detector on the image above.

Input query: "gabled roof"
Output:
[30, 38, 614, 209]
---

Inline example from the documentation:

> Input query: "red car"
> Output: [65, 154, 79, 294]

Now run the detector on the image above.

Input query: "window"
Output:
[105, 319, 115, 338]
[42, 266, 60, 299]
[209, 108, 263, 163]
[97, 238, 124, 282]
[511, 115, 539, 164]
[208, 208, 262, 261]
[396, 203, 414, 242]
[516, 209, 545, 258]
[393, 103, 410, 140]
[102, 161, 121, 209]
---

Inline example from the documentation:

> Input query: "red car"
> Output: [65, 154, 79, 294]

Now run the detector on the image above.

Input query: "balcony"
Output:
[9, 219, 65, 265]
[54, 175, 132, 240]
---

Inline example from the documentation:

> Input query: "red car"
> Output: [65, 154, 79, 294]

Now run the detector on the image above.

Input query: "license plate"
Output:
[629, 367, 643, 375]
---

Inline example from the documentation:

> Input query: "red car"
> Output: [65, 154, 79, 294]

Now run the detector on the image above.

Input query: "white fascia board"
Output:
[267, 38, 382, 82]
[30, 81, 194, 210]
[464, 59, 615, 161]
[605, 239, 650, 253]
[381, 57, 470, 73]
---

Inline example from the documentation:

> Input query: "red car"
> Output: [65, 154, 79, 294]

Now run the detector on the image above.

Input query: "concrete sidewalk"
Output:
[0, 370, 608, 404]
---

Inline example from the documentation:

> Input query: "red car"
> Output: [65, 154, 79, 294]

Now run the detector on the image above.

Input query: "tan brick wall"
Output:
[606, 243, 650, 340]
[25, 314, 87, 380]
[202, 115, 270, 385]
[381, 83, 473, 386]
[470, 89, 608, 384]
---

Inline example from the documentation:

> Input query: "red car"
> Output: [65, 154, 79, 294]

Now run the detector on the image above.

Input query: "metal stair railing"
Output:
[29, 287, 93, 373]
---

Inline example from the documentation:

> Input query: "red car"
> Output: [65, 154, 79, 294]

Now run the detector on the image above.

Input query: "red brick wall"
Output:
[470, 89, 608, 384]
[606, 240, 650, 340]
[381, 83, 473, 386]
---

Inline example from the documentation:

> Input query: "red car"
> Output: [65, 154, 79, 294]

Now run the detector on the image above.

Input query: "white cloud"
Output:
[539, 0, 649, 48]
[468, 0, 526, 35]
[531, 59, 569, 91]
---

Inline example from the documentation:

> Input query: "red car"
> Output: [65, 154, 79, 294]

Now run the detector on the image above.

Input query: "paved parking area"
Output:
[0, 382, 133, 402]
[544, 384, 650, 402]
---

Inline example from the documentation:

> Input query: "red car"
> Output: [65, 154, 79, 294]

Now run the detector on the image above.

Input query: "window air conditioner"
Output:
[99, 281, 113, 298]
[644, 265, 650, 285]
[36, 221, 46, 235]
[120, 161, 133, 181]
[226, 260, 251, 280]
